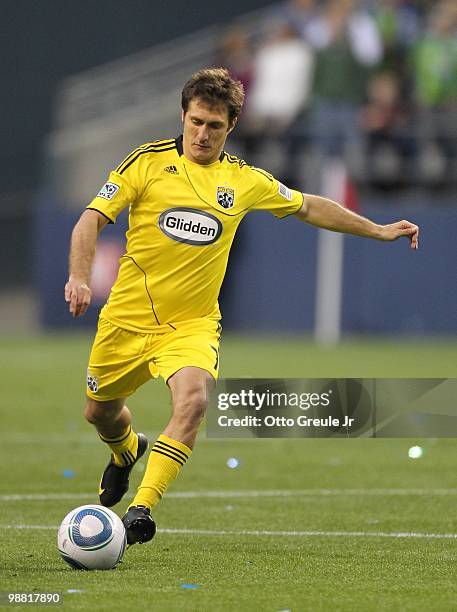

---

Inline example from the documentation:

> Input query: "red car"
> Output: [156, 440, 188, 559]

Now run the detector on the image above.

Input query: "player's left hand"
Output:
[379, 220, 419, 250]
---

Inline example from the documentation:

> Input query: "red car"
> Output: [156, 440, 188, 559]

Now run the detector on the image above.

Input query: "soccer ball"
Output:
[57, 504, 126, 570]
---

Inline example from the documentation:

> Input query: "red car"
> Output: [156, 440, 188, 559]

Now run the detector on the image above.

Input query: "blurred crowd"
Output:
[216, 0, 457, 198]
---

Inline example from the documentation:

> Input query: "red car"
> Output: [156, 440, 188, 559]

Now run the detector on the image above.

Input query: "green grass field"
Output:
[1, 334, 457, 611]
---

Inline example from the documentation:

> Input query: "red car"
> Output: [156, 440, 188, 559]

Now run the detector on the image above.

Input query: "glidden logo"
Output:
[158, 207, 222, 246]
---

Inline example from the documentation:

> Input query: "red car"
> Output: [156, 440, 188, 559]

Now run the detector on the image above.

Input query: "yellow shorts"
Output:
[86, 317, 221, 401]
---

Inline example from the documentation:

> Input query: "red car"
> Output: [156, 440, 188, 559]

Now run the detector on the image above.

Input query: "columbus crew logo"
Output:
[86, 372, 99, 393]
[216, 186, 235, 209]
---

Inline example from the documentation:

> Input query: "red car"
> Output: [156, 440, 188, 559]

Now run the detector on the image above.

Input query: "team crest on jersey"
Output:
[97, 182, 120, 200]
[216, 186, 235, 209]
[86, 372, 99, 393]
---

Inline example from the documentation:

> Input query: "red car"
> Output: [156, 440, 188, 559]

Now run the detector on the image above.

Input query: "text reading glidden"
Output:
[159, 207, 222, 246]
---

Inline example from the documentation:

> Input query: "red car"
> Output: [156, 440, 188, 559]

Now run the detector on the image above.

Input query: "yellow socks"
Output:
[99, 425, 139, 467]
[131, 434, 191, 510]
[99, 429, 192, 508]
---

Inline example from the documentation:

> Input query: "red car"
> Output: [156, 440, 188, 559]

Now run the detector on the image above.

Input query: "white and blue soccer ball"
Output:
[57, 504, 126, 570]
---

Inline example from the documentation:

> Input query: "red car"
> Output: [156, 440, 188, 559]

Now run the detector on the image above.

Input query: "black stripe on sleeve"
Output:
[86, 207, 115, 224]
[119, 145, 176, 175]
[116, 140, 176, 173]
[115, 144, 154, 173]
[250, 167, 274, 182]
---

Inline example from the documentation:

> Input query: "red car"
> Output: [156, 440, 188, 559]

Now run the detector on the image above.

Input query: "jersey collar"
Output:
[175, 135, 225, 164]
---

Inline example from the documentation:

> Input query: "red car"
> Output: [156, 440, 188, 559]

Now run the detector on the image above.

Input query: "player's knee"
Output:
[173, 388, 208, 424]
[84, 402, 100, 425]
[84, 399, 120, 426]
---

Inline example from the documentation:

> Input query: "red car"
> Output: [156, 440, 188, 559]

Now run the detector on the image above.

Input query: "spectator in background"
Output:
[243, 21, 314, 179]
[306, 0, 383, 161]
[413, 0, 457, 178]
[360, 71, 416, 186]
[374, 0, 420, 72]
[215, 27, 254, 104]
[215, 26, 255, 158]
[277, 0, 317, 37]
[414, 0, 457, 109]
[248, 22, 313, 131]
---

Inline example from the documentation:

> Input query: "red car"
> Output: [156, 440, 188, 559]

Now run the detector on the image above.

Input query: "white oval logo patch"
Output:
[158, 207, 222, 246]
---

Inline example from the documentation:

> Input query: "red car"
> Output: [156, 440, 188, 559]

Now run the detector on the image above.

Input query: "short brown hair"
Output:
[181, 67, 245, 124]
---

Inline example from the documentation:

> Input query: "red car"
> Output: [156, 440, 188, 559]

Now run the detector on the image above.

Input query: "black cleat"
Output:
[122, 505, 156, 544]
[99, 433, 148, 507]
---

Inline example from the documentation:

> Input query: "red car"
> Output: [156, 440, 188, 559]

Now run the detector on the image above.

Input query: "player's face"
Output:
[182, 98, 236, 164]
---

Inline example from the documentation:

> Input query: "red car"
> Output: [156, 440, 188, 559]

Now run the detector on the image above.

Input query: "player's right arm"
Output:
[65, 210, 109, 318]
[64, 142, 153, 317]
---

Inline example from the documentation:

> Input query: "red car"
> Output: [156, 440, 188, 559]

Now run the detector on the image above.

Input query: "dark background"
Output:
[3, 0, 275, 193]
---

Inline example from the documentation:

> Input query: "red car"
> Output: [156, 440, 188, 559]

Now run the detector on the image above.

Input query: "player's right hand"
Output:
[64, 276, 92, 318]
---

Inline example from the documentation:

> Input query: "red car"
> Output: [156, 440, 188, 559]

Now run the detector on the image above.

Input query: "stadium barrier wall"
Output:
[35, 197, 456, 335]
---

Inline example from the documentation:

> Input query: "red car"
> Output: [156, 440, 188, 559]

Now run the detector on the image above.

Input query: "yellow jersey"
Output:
[86, 136, 303, 332]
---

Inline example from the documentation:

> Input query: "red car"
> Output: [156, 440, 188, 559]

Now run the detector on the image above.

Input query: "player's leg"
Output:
[132, 367, 214, 508]
[84, 396, 129, 441]
[133, 366, 213, 504]
[122, 318, 220, 543]
[84, 397, 142, 467]
[123, 366, 214, 543]
[84, 397, 149, 507]
[164, 365, 214, 447]
[85, 317, 154, 506]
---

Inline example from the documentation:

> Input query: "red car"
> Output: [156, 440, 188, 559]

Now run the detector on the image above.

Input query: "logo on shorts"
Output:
[216, 186, 235, 209]
[158, 207, 222, 246]
[97, 182, 120, 200]
[87, 372, 99, 393]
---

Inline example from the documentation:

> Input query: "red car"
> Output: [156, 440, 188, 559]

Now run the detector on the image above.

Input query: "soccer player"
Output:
[64, 68, 419, 545]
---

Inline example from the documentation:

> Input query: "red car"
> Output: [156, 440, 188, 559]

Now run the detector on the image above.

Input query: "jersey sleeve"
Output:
[86, 147, 146, 223]
[248, 167, 303, 218]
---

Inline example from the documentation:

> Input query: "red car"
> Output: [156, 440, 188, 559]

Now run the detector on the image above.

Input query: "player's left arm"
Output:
[295, 194, 419, 250]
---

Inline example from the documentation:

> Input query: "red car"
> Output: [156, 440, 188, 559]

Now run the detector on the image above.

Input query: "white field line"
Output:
[0, 524, 457, 540]
[161, 528, 457, 540]
[2, 488, 457, 502]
